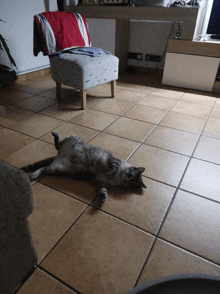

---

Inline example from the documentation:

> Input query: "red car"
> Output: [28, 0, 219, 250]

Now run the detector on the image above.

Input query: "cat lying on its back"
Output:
[21, 132, 146, 202]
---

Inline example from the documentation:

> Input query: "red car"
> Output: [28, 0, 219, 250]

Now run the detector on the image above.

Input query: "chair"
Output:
[34, 12, 119, 109]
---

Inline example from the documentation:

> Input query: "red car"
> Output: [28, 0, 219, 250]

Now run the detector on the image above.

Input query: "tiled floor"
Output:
[1, 69, 220, 294]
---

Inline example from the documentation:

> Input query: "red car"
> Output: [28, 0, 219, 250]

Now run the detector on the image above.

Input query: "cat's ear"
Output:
[138, 167, 145, 174]
[139, 181, 147, 189]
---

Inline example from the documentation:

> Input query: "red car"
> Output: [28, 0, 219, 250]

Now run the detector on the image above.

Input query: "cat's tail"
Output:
[52, 131, 60, 150]
[21, 157, 56, 172]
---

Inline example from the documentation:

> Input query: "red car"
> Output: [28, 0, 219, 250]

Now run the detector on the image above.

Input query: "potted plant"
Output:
[0, 19, 17, 89]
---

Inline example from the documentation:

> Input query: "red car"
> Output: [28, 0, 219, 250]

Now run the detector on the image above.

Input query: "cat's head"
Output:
[124, 167, 146, 189]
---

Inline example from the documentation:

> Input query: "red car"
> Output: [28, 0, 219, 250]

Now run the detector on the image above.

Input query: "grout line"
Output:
[157, 236, 220, 268]
[39, 205, 90, 266]
[191, 155, 220, 167]
[179, 187, 220, 205]
[13, 266, 37, 294]
[133, 97, 218, 287]
[88, 200, 156, 237]
[133, 237, 158, 288]
[125, 97, 180, 162]
[37, 177, 96, 206]
[142, 175, 177, 189]
[154, 97, 217, 236]
[37, 266, 82, 294]
[141, 142, 191, 158]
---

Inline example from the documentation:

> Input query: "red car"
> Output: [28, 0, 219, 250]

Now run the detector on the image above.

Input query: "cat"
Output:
[21, 132, 146, 202]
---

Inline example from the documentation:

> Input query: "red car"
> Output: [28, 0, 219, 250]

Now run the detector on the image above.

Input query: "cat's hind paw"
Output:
[97, 188, 108, 203]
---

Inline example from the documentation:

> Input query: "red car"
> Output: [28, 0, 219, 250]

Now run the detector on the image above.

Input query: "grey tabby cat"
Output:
[21, 132, 146, 202]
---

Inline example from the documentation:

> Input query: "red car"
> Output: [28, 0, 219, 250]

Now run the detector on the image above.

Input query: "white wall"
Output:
[1, 0, 57, 75]
[1, 1, 203, 74]
[86, 19, 116, 55]
[128, 20, 183, 69]
[0, 1, 115, 75]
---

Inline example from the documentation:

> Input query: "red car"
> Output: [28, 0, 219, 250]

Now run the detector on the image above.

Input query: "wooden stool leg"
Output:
[81, 90, 86, 110]
[111, 80, 116, 98]
[56, 82, 61, 99]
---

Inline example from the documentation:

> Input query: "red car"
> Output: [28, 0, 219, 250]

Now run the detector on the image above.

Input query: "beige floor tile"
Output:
[194, 136, 220, 165]
[209, 106, 220, 121]
[118, 71, 162, 88]
[116, 89, 147, 103]
[215, 98, 220, 107]
[89, 132, 139, 160]
[123, 104, 168, 124]
[160, 84, 187, 93]
[150, 88, 183, 99]
[4, 71, 219, 293]
[86, 84, 118, 97]
[69, 109, 119, 131]
[38, 79, 56, 87]
[28, 183, 86, 263]
[0, 95, 16, 107]
[0, 89, 33, 104]
[117, 84, 155, 94]
[138, 238, 220, 285]
[159, 190, 220, 264]
[19, 83, 54, 95]
[171, 100, 213, 118]
[73, 96, 105, 108]
[0, 106, 34, 127]
[0, 105, 6, 115]
[15, 79, 33, 86]
[118, 74, 148, 86]
[186, 88, 218, 97]
[8, 113, 64, 138]
[202, 118, 220, 140]
[160, 111, 206, 135]
[144, 126, 200, 156]
[33, 75, 54, 84]
[5, 81, 23, 89]
[41, 208, 155, 294]
[40, 87, 78, 99]
[139, 94, 177, 110]
[40, 103, 84, 121]
[180, 93, 216, 105]
[15, 96, 56, 112]
[92, 98, 134, 115]
[128, 145, 189, 187]
[0, 128, 34, 159]
[104, 117, 155, 142]
[17, 268, 77, 294]
[4, 139, 57, 168]
[181, 158, 220, 202]
[93, 177, 175, 235]
[39, 175, 97, 204]
[40, 122, 99, 144]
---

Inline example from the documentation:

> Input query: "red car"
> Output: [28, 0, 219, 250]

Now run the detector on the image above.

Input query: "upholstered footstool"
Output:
[49, 52, 119, 109]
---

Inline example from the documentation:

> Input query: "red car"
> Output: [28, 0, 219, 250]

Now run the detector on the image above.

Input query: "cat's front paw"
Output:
[29, 175, 35, 181]
[29, 169, 42, 181]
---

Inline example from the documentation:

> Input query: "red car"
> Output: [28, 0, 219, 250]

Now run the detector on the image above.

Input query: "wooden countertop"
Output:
[66, 5, 198, 21]
[66, 5, 199, 40]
